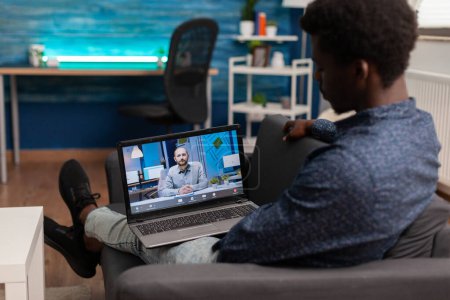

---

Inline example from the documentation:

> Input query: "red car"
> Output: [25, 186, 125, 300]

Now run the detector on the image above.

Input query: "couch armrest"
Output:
[113, 259, 450, 300]
[105, 151, 125, 204]
[101, 246, 144, 300]
[433, 225, 450, 257]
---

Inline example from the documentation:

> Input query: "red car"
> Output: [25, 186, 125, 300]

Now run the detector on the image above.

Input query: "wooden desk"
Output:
[0, 67, 218, 183]
[0, 206, 44, 300]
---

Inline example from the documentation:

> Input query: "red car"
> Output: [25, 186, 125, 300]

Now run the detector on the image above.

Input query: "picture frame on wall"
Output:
[252, 45, 271, 67]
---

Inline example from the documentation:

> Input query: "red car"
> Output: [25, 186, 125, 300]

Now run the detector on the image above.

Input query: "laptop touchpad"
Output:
[177, 224, 218, 237]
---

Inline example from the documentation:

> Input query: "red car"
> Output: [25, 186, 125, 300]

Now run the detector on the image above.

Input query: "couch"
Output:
[101, 115, 450, 300]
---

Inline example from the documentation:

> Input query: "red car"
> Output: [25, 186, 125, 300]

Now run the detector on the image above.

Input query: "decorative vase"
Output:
[240, 20, 254, 36]
[271, 51, 285, 68]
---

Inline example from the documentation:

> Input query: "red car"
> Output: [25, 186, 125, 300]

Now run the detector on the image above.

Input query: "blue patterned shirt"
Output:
[214, 99, 441, 267]
[158, 162, 208, 197]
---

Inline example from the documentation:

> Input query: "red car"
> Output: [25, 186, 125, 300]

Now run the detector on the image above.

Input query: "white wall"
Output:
[409, 40, 450, 75]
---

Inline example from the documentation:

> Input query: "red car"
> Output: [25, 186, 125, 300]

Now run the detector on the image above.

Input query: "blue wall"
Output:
[0, 1, 319, 149]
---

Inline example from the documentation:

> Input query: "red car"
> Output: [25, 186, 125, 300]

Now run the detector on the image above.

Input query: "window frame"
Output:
[417, 0, 450, 39]
[419, 28, 450, 39]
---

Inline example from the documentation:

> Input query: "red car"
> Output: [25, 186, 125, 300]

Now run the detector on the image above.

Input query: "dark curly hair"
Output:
[301, 0, 418, 87]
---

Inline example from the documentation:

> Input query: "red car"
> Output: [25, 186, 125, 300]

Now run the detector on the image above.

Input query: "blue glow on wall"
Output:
[43, 39, 169, 58]
[0, 0, 293, 105]
[0, 1, 319, 149]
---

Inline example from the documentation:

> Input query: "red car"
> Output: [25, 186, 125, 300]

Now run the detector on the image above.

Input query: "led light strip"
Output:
[55, 55, 168, 63]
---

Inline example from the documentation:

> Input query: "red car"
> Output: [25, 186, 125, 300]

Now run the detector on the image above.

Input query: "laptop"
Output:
[117, 125, 259, 248]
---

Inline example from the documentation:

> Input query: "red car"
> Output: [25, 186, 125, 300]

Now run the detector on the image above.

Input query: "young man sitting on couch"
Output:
[44, 0, 441, 278]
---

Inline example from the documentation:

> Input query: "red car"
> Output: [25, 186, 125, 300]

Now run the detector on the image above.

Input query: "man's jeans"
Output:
[85, 207, 219, 264]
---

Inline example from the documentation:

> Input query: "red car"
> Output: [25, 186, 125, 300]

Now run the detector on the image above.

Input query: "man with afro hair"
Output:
[44, 0, 440, 278]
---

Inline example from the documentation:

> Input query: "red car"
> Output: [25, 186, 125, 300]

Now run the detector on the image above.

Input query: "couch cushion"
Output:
[385, 195, 450, 258]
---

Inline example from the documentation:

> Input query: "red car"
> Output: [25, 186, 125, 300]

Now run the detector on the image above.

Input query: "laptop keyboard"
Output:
[136, 204, 256, 235]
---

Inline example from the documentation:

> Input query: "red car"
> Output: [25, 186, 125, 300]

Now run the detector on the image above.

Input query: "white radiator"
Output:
[406, 69, 450, 194]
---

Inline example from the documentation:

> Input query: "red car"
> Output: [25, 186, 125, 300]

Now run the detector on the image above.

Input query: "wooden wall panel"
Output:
[0, 0, 292, 104]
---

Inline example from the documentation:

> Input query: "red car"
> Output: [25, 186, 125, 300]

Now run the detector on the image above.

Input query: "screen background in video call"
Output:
[123, 130, 241, 201]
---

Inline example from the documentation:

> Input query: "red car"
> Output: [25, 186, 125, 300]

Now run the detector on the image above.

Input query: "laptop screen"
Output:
[120, 127, 245, 216]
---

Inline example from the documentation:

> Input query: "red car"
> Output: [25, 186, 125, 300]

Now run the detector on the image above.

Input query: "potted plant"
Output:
[247, 40, 263, 52]
[210, 177, 220, 188]
[221, 174, 230, 185]
[156, 47, 165, 69]
[252, 92, 267, 107]
[266, 20, 278, 37]
[240, 0, 259, 36]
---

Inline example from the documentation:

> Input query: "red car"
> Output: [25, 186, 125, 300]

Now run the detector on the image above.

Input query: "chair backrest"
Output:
[245, 115, 328, 206]
[164, 18, 219, 124]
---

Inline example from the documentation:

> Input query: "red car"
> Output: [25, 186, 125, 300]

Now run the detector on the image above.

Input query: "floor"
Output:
[0, 150, 114, 300]
[1, 149, 449, 300]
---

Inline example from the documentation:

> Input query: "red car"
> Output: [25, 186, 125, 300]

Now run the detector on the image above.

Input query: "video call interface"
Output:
[122, 130, 244, 215]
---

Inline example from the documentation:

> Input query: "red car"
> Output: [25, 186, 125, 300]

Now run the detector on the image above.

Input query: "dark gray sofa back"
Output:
[246, 115, 327, 206]
[114, 258, 450, 300]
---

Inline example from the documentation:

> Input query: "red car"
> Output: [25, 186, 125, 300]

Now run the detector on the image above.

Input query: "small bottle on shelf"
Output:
[258, 12, 266, 36]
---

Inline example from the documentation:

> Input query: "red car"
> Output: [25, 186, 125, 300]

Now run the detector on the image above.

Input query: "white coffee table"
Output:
[0, 207, 44, 300]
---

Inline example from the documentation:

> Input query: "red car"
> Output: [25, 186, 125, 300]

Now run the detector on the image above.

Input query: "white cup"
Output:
[280, 96, 291, 109]
[28, 44, 45, 67]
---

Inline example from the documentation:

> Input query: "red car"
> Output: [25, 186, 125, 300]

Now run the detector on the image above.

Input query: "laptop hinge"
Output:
[130, 219, 146, 224]
[235, 197, 249, 203]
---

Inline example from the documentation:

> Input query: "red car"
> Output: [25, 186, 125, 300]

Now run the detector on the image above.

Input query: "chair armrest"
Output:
[113, 259, 450, 300]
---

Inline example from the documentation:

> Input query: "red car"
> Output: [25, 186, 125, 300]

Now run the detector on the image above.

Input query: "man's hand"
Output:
[178, 185, 193, 195]
[283, 120, 315, 142]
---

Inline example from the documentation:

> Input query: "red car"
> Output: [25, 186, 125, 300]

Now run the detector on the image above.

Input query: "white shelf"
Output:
[228, 56, 313, 140]
[231, 102, 310, 116]
[232, 65, 310, 76]
[282, 0, 314, 8]
[235, 35, 298, 43]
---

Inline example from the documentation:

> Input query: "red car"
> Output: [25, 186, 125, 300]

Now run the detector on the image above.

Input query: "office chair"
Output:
[119, 18, 219, 132]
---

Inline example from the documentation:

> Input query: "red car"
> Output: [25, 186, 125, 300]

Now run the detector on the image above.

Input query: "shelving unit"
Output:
[228, 55, 313, 151]
[234, 35, 298, 43]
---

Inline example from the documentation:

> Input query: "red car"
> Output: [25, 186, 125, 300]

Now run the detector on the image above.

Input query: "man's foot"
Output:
[59, 159, 100, 230]
[44, 216, 99, 278]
